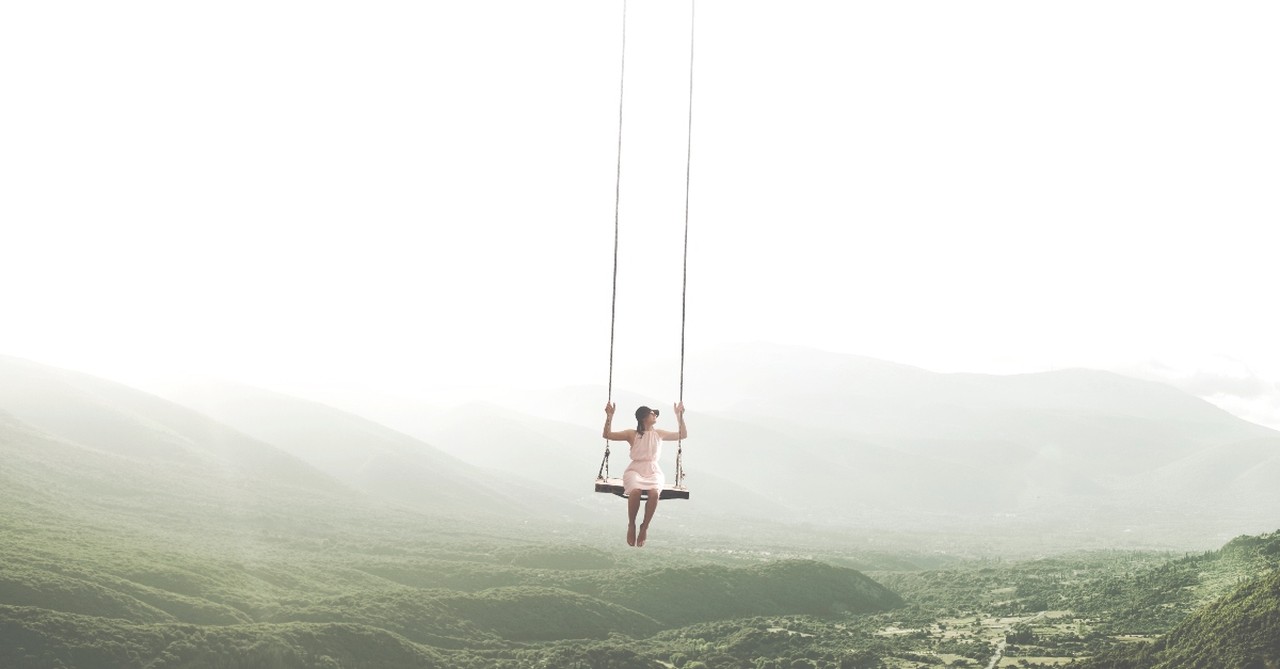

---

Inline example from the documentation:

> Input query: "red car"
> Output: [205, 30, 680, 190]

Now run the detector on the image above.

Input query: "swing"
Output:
[593, 0, 697, 502]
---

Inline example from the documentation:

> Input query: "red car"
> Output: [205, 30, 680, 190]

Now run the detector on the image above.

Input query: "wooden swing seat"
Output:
[594, 477, 690, 500]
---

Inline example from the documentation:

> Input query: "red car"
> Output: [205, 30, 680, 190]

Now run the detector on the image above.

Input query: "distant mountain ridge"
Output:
[6, 346, 1278, 548]
[0, 355, 339, 494]
[9, 354, 630, 526]
[146, 378, 585, 520]
[351, 344, 1280, 548]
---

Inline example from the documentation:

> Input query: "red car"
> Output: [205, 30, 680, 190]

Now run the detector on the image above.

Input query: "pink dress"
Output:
[623, 429, 665, 494]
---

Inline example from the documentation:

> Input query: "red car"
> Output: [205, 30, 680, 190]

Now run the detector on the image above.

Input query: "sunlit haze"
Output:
[3, 1, 1277, 427]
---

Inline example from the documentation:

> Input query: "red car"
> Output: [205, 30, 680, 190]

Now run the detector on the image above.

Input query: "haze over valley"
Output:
[139, 344, 1280, 550]
[4, 351, 1280, 667]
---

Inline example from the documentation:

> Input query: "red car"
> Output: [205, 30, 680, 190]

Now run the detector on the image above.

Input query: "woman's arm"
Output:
[657, 402, 688, 441]
[602, 402, 634, 441]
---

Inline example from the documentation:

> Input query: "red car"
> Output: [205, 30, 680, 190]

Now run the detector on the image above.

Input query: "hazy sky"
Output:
[3, 2, 1278, 427]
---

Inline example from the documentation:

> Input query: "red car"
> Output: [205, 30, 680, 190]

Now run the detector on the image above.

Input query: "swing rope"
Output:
[598, 0, 628, 483]
[598, 0, 696, 493]
[675, 0, 696, 489]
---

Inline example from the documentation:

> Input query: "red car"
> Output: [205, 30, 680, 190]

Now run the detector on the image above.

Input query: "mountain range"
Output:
[297, 343, 1280, 549]
[5, 344, 1278, 549]
[0, 355, 537, 528]
[5, 349, 1280, 667]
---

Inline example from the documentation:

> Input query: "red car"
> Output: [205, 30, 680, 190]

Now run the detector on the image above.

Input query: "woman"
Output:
[603, 402, 687, 547]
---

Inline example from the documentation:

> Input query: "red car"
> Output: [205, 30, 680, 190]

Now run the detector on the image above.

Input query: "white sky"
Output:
[3, 1, 1278, 427]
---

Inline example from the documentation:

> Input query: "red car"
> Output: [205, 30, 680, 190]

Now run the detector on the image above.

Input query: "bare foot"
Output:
[626, 523, 636, 546]
[636, 523, 649, 547]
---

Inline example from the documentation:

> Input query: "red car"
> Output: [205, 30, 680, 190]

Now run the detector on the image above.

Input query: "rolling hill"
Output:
[0, 355, 580, 523]
[143, 378, 585, 520]
[0, 354, 908, 668]
[0, 355, 340, 494]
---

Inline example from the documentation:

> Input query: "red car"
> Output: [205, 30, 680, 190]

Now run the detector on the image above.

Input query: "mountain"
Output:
[0, 357, 528, 555]
[0, 355, 340, 494]
[348, 344, 1280, 548]
[1, 356, 919, 669]
[373, 399, 804, 526]
[10, 345, 1276, 549]
[0, 356, 543, 522]
[145, 378, 583, 520]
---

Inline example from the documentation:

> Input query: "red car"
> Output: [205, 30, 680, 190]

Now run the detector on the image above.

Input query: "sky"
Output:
[3, 1, 1279, 428]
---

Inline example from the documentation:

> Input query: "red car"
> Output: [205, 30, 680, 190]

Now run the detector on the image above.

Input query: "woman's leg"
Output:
[626, 491, 642, 546]
[636, 492, 659, 547]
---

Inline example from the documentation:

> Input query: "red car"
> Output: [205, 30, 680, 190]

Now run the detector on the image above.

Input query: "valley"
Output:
[3, 353, 1279, 668]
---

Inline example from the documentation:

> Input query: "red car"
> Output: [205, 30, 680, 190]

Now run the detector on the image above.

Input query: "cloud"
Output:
[1116, 355, 1280, 431]
[1180, 370, 1275, 400]
[1123, 355, 1273, 399]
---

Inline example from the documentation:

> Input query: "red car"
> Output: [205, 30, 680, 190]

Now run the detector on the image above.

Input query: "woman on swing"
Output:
[603, 402, 687, 547]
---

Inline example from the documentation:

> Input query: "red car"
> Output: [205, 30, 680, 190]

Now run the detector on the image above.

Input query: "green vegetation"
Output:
[1078, 565, 1280, 669]
[1, 451, 910, 669]
[8, 494, 1280, 669]
[5, 358, 1280, 668]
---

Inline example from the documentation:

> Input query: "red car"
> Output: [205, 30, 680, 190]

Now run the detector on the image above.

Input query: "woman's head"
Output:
[635, 405, 659, 433]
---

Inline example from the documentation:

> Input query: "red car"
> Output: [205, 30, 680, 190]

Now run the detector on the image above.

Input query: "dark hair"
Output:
[634, 406, 655, 435]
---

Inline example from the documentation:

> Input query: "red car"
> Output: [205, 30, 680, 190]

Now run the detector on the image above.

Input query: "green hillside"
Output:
[0, 524, 904, 667]
[0, 358, 905, 668]
[0, 357, 342, 495]
[146, 380, 577, 520]
[1147, 569, 1280, 668]
[1079, 570, 1280, 669]
[1078, 534, 1280, 669]
[591, 560, 903, 627]
[10, 356, 1280, 668]
[0, 608, 453, 669]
